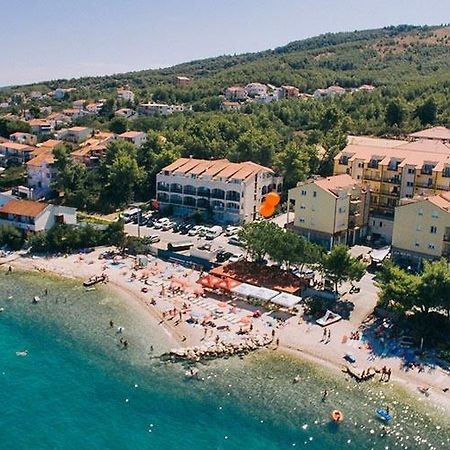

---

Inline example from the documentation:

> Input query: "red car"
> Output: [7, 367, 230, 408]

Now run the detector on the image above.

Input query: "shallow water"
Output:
[1, 271, 449, 449]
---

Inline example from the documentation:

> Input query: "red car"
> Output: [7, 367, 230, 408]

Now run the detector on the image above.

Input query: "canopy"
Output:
[196, 274, 222, 289]
[271, 292, 301, 308]
[370, 246, 391, 263]
[230, 283, 278, 302]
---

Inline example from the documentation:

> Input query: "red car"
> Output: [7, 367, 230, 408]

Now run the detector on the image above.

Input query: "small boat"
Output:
[317, 310, 341, 327]
[16, 350, 28, 357]
[32, 296, 41, 303]
[331, 410, 344, 422]
[83, 274, 108, 287]
[376, 408, 392, 421]
[0, 307, 4, 312]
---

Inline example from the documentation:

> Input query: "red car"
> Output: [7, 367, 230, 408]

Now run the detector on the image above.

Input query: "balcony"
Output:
[197, 187, 210, 198]
[211, 189, 225, 200]
[415, 181, 434, 189]
[363, 170, 381, 182]
[444, 229, 450, 242]
[157, 182, 170, 192]
[183, 185, 197, 196]
[379, 187, 400, 198]
[381, 177, 401, 185]
[170, 183, 183, 193]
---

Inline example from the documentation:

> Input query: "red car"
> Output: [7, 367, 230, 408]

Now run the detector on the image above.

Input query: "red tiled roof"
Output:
[0, 199, 48, 218]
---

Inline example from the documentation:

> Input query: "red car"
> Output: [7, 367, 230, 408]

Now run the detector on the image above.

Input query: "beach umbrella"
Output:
[240, 316, 252, 324]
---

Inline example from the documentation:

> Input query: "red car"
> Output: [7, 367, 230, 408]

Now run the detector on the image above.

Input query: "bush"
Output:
[0, 224, 25, 250]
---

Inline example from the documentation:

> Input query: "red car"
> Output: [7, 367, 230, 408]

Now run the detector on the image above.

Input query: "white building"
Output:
[224, 86, 248, 101]
[138, 103, 186, 116]
[245, 83, 267, 97]
[56, 126, 92, 144]
[156, 158, 283, 224]
[115, 108, 136, 119]
[117, 88, 135, 103]
[0, 198, 76, 232]
[314, 85, 346, 99]
[26, 151, 56, 199]
[119, 131, 147, 148]
[0, 142, 35, 166]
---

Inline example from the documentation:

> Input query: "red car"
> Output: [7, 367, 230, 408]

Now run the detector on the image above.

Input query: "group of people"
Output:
[321, 328, 332, 344]
[109, 320, 129, 349]
[380, 366, 392, 382]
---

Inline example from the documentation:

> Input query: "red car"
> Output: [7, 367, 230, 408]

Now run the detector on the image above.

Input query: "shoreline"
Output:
[3, 250, 450, 415]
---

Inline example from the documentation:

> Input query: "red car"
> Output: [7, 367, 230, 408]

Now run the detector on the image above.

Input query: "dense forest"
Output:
[1, 25, 450, 211]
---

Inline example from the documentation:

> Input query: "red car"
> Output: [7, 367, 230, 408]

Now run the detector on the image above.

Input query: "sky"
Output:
[1, 0, 448, 86]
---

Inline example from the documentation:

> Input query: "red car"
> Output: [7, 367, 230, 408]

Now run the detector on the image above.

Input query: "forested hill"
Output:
[5, 24, 450, 98]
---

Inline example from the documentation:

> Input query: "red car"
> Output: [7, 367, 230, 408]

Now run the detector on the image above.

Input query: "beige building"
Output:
[334, 130, 450, 242]
[287, 174, 370, 250]
[156, 158, 282, 224]
[392, 193, 450, 267]
[119, 131, 147, 148]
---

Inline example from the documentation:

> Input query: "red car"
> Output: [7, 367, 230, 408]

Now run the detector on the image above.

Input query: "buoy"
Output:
[331, 410, 344, 422]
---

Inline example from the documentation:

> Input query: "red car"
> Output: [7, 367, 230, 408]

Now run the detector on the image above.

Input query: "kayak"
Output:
[376, 408, 392, 421]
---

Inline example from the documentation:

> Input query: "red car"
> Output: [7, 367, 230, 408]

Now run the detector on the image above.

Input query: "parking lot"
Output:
[124, 219, 246, 261]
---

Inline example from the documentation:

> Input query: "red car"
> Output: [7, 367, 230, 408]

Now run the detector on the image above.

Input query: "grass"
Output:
[76, 213, 114, 225]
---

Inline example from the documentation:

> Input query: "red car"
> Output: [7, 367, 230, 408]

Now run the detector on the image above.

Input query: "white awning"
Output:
[370, 246, 391, 263]
[271, 292, 301, 308]
[230, 283, 278, 302]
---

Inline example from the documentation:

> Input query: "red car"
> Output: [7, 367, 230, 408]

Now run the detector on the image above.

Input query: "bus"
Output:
[167, 241, 194, 252]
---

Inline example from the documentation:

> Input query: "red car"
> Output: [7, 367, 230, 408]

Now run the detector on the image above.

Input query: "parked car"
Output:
[197, 242, 212, 251]
[225, 225, 241, 236]
[205, 225, 223, 240]
[147, 235, 160, 244]
[228, 235, 244, 247]
[228, 253, 242, 263]
[198, 226, 209, 238]
[188, 225, 203, 236]
[161, 220, 176, 231]
[179, 223, 193, 234]
[216, 250, 234, 263]
[121, 208, 141, 223]
[153, 218, 170, 229]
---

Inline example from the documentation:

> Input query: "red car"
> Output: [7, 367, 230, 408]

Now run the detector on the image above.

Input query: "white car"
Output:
[161, 221, 176, 231]
[188, 225, 203, 236]
[228, 253, 242, 263]
[225, 226, 241, 236]
[228, 235, 244, 247]
[153, 218, 170, 229]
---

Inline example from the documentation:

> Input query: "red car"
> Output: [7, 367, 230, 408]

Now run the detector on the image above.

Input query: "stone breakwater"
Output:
[162, 335, 273, 361]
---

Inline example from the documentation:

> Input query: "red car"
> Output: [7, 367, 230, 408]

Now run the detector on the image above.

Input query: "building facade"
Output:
[9, 132, 38, 146]
[119, 131, 147, 148]
[288, 175, 370, 250]
[392, 193, 450, 268]
[156, 158, 282, 224]
[0, 142, 35, 166]
[26, 152, 55, 199]
[0, 198, 76, 232]
[334, 132, 450, 242]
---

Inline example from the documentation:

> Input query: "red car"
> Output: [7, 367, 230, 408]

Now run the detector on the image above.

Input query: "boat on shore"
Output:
[83, 274, 108, 287]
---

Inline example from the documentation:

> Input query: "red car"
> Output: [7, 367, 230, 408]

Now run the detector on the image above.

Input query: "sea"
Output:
[1, 270, 449, 450]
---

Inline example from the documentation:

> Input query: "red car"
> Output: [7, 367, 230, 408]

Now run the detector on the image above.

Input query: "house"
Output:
[46, 112, 71, 128]
[53, 87, 76, 100]
[156, 158, 282, 224]
[280, 85, 300, 98]
[62, 108, 87, 120]
[138, 103, 186, 116]
[30, 91, 43, 99]
[9, 132, 38, 146]
[356, 84, 376, 92]
[245, 83, 267, 98]
[119, 131, 147, 148]
[313, 85, 346, 99]
[86, 102, 103, 114]
[39, 139, 63, 151]
[408, 126, 450, 143]
[392, 193, 450, 268]
[70, 132, 116, 166]
[224, 86, 248, 101]
[28, 118, 54, 135]
[221, 101, 241, 111]
[72, 99, 86, 110]
[334, 135, 450, 242]
[0, 141, 36, 166]
[175, 76, 192, 86]
[26, 151, 56, 199]
[117, 88, 135, 103]
[115, 108, 136, 119]
[288, 175, 370, 250]
[56, 126, 92, 144]
[0, 198, 76, 232]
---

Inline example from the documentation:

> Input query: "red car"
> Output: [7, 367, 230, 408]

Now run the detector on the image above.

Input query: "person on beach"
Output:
[386, 368, 391, 382]
[271, 329, 276, 338]
[321, 390, 329, 402]
[276, 338, 280, 348]
[182, 335, 187, 342]
[321, 328, 327, 341]
[109, 319, 114, 328]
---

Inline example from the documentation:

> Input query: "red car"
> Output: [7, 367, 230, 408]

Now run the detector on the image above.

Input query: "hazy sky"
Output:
[1, 0, 448, 86]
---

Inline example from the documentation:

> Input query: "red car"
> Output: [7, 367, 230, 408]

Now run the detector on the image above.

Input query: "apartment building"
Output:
[0, 141, 35, 166]
[28, 118, 54, 135]
[224, 87, 248, 101]
[156, 158, 282, 224]
[334, 133, 450, 242]
[9, 132, 38, 146]
[280, 85, 300, 98]
[26, 151, 56, 199]
[56, 126, 92, 144]
[117, 88, 135, 102]
[392, 193, 450, 267]
[0, 198, 76, 232]
[245, 83, 268, 97]
[119, 131, 147, 148]
[287, 175, 370, 250]
[138, 103, 186, 116]
[175, 76, 191, 86]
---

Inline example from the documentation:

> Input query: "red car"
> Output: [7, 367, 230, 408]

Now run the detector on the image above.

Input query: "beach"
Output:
[3, 247, 450, 417]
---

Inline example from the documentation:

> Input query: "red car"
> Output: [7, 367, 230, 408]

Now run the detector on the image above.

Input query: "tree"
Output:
[320, 244, 365, 293]
[416, 259, 450, 315]
[238, 221, 280, 262]
[385, 101, 405, 127]
[101, 140, 142, 210]
[376, 261, 420, 312]
[109, 116, 128, 134]
[414, 99, 437, 126]
[0, 224, 24, 250]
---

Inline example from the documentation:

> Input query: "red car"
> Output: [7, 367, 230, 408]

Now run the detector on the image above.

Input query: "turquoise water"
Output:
[1, 271, 449, 449]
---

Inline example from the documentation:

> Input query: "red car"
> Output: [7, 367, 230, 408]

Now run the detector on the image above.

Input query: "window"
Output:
[430, 226, 437, 234]
[357, 175, 361, 180]
[443, 167, 450, 178]
[431, 211, 439, 219]
[358, 162, 363, 168]
[418, 209, 424, 216]
[299, 218, 305, 224]
[300, 204, 306, 210]
[301, 190, 307, 196]
[415, 241, 420, 247]
[368, 159, 379, 169]
[407, 168, 415, 174]
[428, 243, 436, 250]
[313, 191, 317, 198]
[406, 181, 414, 187]
[379, 221, 383, 228]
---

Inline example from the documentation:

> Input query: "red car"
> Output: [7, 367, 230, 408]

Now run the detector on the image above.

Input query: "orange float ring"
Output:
[331, 410, 344, 422]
